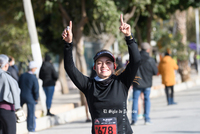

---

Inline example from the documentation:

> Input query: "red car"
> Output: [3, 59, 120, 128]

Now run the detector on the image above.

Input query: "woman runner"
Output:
[62, 14, 141, 134]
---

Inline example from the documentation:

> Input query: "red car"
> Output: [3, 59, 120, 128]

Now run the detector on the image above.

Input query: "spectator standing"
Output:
[7, 56, 19, 82]
[39, 54, 58, 116]
[19, 61, 39, 134]
[0, 54, 21, 134]
[131, 42, 158, 125]
[158, 52, 179, 105]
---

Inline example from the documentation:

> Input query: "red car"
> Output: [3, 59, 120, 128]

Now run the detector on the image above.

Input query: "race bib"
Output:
[94, 117, 117, 134]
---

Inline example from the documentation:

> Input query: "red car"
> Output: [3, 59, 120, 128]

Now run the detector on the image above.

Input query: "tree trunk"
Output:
[146, 14, 152, 44]
[75, 38, 87, 106]
[59, 55, 69, 94]
[175, 10, 190, 82]
[178, 60, 190, 82]
[146, 5, 153, 56]
[135, 25, 142, 47]
[75, 34, 88, 106]
[58, 0, 88, 109]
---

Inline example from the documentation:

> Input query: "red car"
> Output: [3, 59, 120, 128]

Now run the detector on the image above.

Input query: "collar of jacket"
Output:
[140, 50, 150, 62]
[95, 75, 114, 89]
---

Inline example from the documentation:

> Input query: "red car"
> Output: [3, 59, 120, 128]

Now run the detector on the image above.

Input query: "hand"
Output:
[62, 21, 73, 43]
[119, 14, 131, 36]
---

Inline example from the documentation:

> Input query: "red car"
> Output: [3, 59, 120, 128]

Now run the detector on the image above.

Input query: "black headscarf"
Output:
[45, 54, 51, 62]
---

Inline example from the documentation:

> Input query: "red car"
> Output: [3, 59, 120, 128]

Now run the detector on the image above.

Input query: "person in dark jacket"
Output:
[39, 54, 58, 116]
[19, 61, 39, 133]
[7, 56, 19, 82]
[131, 42, 158, 125]
[62, 14, 141, 134]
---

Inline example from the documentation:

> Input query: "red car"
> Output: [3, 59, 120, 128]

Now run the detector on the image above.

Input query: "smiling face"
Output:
[95, 56, 115, 79]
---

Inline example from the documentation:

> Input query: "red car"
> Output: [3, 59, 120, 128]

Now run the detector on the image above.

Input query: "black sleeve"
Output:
[39, 63, 43, 80]
[32, 76, 39, 101]
[51, 64, 58, 81]
[8, 67, 19, 82]
[118, 37, 141, 89]
[150, 58, 158, 75]
[11, 70, 19, 82]
[64, 42, 90, 93]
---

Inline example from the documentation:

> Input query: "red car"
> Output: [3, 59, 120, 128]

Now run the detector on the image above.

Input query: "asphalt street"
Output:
[38, 85, 200, 134]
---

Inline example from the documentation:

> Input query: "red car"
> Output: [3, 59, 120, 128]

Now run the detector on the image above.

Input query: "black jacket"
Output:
[39, 62, 58, 87]
[7, 65, 19, 82]
[19, 72, 39, 102]
[132, 50, 158, 88]
[64, 38, 141, 134]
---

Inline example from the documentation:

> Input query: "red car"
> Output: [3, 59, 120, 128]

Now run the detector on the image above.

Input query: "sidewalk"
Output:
[17, 69, 200, 134]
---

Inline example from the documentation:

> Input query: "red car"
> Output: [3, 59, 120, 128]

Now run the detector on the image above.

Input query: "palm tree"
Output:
[174, 10, 190, 82]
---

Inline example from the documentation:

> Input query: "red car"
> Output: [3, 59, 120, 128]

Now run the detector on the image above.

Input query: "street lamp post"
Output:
[195, 9, 200, 75]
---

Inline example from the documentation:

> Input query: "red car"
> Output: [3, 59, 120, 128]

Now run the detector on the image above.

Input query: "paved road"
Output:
[38, 85, 200, 134]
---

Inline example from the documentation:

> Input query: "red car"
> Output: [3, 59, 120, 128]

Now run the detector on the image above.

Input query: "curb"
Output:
[17, 106, 86, 134]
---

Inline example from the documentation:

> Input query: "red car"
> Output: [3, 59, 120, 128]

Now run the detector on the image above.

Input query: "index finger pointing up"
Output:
[69, 21, 72, 29]
[120, 14, 124, 25]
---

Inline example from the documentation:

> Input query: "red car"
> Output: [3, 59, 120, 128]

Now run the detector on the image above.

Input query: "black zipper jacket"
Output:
[132, 50, 158, 88]
[64, 37, 141, 134]
[39, 61, 58, 87]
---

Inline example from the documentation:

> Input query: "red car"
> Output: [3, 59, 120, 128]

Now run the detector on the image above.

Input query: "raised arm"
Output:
[118, 14, 141, 89]
[62, 21, 89, 93]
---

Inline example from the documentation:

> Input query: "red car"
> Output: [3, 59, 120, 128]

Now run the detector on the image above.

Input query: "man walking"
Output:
[131, 42, 158, 125]
[19, 61, 39, 134]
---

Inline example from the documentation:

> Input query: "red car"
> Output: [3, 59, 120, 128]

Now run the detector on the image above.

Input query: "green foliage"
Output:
[33, 0, 124, 55]
[135, 0, 199, 42]
[0, 24, 32, 62]
[0, 0, 199, 62]
[167, 0, 200, 12]
[0, 1, 48, 62]
[89, 0, 119, 35]
[135, 0, 181, 41]
[0, 1, 25, 26]
[157, 32, 190, 61]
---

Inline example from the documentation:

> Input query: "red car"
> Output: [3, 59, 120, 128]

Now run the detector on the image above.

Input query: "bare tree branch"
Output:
[135, 25, 142, 46]
[102, 6, 137, 49]
[124, 6, 137, 23]
[81, 0, 87, 18]
[92, 21, 100, 35]
[62, 17, 67, 28]
[76, 0, 88, 42]
[133, 12, 140, 28]
[58, 2, 71, 22]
